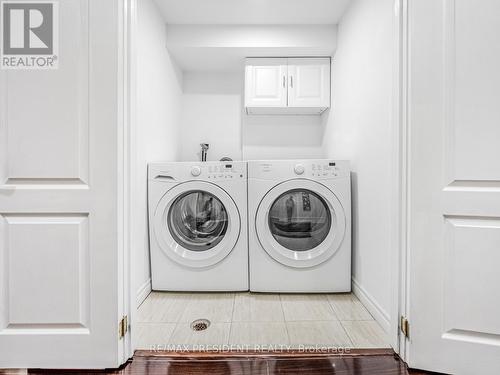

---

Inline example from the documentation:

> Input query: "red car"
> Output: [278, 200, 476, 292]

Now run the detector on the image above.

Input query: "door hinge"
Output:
[400, 316, 409, 338]
[119, 315, 128, 339]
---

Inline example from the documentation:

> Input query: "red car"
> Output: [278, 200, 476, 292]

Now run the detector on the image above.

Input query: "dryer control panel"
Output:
[310, 162, 342, 177]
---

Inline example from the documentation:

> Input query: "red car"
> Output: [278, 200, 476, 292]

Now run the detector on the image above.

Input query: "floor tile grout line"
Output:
[354, 299, 376, 321]
[326, 297, 375, 322]
[339, 319, 377, 323]
[358, 300, 377, 321]
[278, 293, 292, 346]
[338, 320, 356, 348]
[278, 293, 286, 322]
[230, 293, 236, 322]
[162, 322, 176, 346]
[278, 293, 285, 321]
[227, 294, 236, 344]
[284, 320, 354, 348]
[177, 294, 190, 324]
[281, 294, 340, 321]
[326, 298, 340, 320]
[341, 320, 391, 347]
[324, 294, 341, 321]
[170, 321, 183, 344]
[283, 318, 292, 346]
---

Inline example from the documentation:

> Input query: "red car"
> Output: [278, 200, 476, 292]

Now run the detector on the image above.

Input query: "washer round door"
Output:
[153, 181, 241, 268]
[255, 179, 346, 268]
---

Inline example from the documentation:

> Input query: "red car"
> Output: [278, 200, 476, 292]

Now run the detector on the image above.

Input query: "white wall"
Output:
[323, 0, 395, 330]
[179, 71, 326, 162]
[243, 113, 326, 160]
[134, 0, 182, 305]
[180, 73, 243, 161]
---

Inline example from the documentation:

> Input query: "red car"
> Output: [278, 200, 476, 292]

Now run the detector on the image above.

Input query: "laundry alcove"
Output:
[130, 0, 400, 357]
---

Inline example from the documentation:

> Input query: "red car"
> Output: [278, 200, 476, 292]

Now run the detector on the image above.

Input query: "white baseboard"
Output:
[136, 278, 152, 308]
[352, 277, 390, 333]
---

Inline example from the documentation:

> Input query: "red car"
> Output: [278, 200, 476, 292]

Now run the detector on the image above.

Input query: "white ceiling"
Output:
[165, 25, 337, 72]
[154, 0, 352, 25]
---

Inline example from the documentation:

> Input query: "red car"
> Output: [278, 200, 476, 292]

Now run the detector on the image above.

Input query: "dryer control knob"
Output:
[294, 164, 305, 175]
[191, 166, 202, 176]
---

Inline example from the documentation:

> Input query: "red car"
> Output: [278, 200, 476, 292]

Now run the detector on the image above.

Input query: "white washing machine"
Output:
[148, 161, 248, 291]
[248, 159, 351, 292]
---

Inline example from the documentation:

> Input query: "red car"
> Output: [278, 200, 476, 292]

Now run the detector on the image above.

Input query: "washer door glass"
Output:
[268, 189, 331, 251]
[167, 190, 228, 251]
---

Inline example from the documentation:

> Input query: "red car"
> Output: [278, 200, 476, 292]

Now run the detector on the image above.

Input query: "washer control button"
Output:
[294, 164, 305, 175]
[191, 166, 202, 176]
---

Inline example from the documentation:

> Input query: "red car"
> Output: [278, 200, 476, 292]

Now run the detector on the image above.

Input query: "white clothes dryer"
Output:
[148, 161, 248, 291]
[248, 159, 351, 292]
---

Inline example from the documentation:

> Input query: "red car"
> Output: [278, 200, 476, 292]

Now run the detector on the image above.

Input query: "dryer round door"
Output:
[255, 179, 346, 268]
[153, 181, 241, 268]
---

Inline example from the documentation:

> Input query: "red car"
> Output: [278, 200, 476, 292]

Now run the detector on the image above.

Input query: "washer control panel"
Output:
[149, 161, 246, 182]
[206, 163, 245, 180]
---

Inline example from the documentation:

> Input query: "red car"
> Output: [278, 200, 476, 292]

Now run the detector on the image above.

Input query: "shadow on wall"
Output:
[242, 109, 330, 160]
[180, 70, 334, 162]
[349, 171, 359, 277]
[180, 72, 243, 161]
[183, 72, 242, 96]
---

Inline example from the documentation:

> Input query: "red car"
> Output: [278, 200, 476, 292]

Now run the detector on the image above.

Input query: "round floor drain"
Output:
[191, 319, 210, 331]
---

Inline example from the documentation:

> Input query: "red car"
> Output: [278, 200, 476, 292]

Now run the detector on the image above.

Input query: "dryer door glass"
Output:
[168, 190, 228, 251]
[268, 189, 331, 251]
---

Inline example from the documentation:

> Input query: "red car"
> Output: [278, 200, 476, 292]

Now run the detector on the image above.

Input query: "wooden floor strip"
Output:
[25, 349, 442, 374]
[134, 348, 395, 358]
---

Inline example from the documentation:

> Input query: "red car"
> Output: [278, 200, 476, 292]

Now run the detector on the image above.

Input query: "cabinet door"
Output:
[288, 58, 330, 108]
[245, 58, 288, 108]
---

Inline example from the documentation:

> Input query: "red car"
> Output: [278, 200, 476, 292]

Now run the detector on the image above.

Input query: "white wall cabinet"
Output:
[287, 58, 330, 109]
[245, 57, 330, 115]
[244, 58, 288, 109]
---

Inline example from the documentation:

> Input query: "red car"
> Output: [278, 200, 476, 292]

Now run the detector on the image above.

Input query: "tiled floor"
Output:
[136, 292, 389, 350]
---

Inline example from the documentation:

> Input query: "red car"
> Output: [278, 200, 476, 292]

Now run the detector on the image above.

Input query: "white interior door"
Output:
[287, 58, 330, 108]
[408, 0, 500, 373]
[0, 0, 127, 369]
[244, 58, 288, 108]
